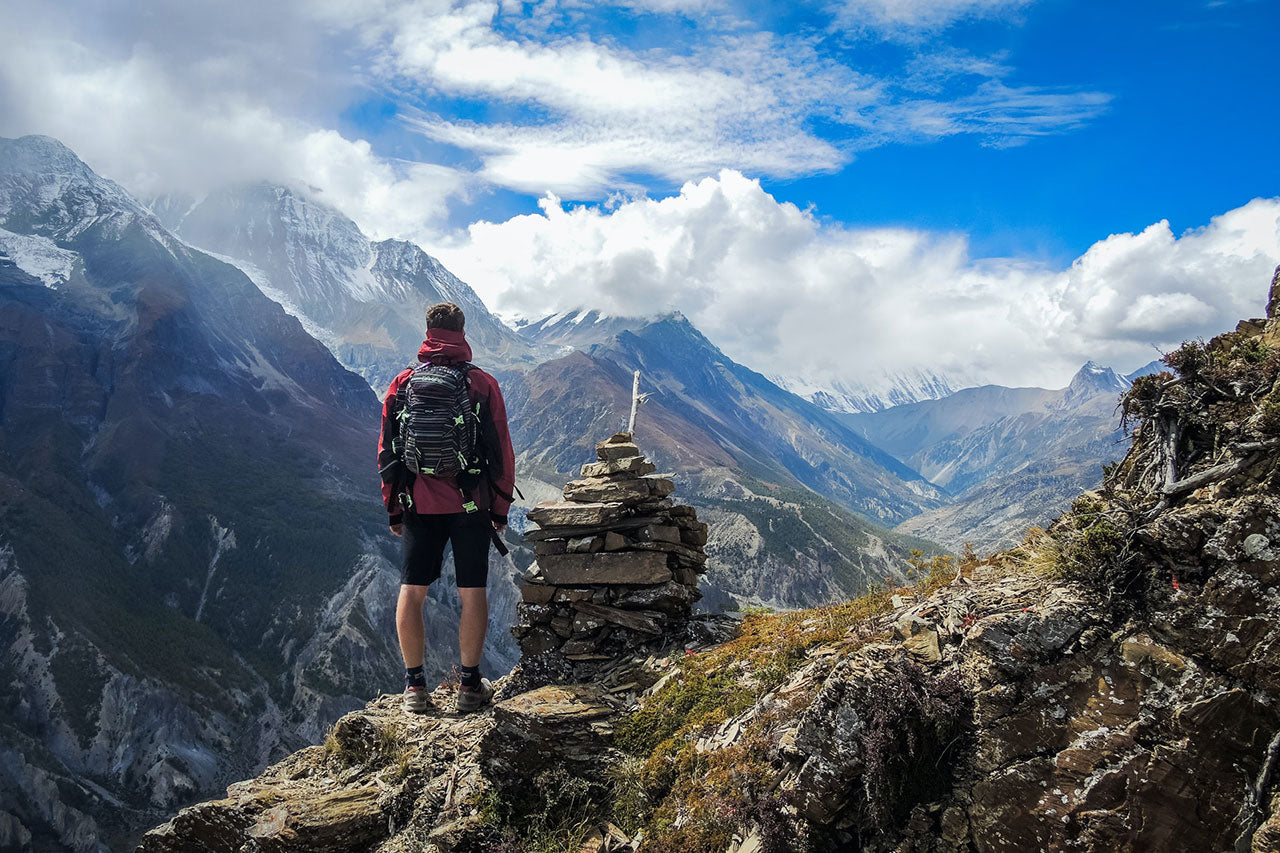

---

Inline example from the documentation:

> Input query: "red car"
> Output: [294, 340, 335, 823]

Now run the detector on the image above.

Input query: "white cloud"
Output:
[0, 0, 1109, 218]
[435, 175, 1280, 390]
[0, 6, 470, 241]
[1116, 293, 1214, 334]
[876, 81, 1111, 147]
[831, 0, 1034, 30]
[380, 3, 874, 193]
[367, 0, 1105, 196]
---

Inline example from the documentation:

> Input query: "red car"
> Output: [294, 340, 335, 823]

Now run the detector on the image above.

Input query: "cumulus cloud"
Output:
[435, 175, 1280, 390]
[0, 0, 471, 240]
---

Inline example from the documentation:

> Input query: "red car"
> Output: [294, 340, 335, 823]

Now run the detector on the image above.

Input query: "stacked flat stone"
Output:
[513, 433, 710, 662]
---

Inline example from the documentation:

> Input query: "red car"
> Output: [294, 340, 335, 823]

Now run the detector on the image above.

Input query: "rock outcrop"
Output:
[140, 274, 1280, 852]
[512, 433, 709, 675]
[1269, 264, 1280, 323]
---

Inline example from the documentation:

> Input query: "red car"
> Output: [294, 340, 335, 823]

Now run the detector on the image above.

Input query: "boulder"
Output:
[634, 524, 682, 544]
[611, 581, 700, 613]
[520, 583, 557, 605]
[572, 602, 665, 635]
[562, 478, 654, 504]
[597, 442, 642, 461]
[581, 457, 656, 478]
[536, 552, 672, 585]
[486, 684, 617, 768]
[521, 517, 663, 542]
[527, 501, 623, 527]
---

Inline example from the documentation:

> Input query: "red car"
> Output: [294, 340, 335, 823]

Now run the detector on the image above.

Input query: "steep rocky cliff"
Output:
[0, 136, 521, 851]
[139, 274, 1280, 852]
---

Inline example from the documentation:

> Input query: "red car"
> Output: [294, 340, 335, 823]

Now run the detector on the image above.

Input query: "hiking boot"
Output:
[456, 678, 494, 714]
[403, 685, 432, 714]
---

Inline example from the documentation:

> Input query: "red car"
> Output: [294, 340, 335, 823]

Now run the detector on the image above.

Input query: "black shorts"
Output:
[401, 511, 491, 588]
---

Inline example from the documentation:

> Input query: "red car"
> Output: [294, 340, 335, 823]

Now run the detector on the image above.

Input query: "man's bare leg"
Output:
[397, 584, 430, 669]
[458, 587, 488, 668]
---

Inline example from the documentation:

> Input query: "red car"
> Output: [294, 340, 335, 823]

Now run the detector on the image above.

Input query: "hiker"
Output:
[377, 302, 516, 714]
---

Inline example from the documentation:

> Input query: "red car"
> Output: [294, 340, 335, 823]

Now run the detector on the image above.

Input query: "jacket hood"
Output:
[418, 328, 472, 364]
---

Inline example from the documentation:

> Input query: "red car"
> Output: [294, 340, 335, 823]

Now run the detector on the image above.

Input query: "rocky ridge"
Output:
[139, 271, 1280, 852]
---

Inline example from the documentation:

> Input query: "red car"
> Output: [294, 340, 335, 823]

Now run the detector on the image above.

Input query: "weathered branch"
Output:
[1163, 416, 1180, 488]
[1236, 438, 1280, 454]
[1162, 452, 1262, 498]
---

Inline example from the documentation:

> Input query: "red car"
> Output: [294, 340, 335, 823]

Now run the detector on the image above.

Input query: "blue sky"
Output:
[1, 0, 1278, 391]
[330, 0, 1279, 263]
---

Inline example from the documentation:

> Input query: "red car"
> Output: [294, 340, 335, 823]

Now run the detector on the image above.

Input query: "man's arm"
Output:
[378, 370, 410, 530]
[481, 375, 517, 529]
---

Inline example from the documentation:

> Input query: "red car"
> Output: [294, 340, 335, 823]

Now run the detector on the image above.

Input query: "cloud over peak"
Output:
[437, 175, 1280, 391]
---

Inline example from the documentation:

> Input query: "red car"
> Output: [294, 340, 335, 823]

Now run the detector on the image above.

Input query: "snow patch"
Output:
[0, 228, 79, 288]
[772, 365, 974, 413]
[194, 518, 237, 623]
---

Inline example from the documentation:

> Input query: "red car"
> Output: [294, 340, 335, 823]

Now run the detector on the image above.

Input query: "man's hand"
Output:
[391, 523, 403, 537]
[492, 521, 507, 536]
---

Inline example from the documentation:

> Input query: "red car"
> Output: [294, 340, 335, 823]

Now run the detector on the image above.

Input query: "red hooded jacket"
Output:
[378, 329, 516, 526]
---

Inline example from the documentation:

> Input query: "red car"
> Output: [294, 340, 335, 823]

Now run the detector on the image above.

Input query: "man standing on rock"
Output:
[378, 302, 516, 713]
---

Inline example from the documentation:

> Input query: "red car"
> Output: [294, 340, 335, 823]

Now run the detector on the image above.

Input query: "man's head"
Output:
[426, 302, 466, 333]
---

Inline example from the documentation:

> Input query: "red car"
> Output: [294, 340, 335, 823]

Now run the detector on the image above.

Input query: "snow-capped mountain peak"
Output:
[151, 182, 537, 388]
[0, 135, 156, 239]
[516, 308, 676, 351]
[772, 366, 971, 414]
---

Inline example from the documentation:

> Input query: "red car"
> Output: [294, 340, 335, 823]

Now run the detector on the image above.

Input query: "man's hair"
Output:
[426, 302, 465, 332]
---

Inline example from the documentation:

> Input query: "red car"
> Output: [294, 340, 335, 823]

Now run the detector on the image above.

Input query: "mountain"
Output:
[152, 189, 954, 607]
[506, 313, 947, 608]
[773, 366, 967, 414]
[150, 184, 543, 391]
[846, 361, 1136, 550]
[138, 282, 1280, 852]
[515, 308, 648, 352]
[1127, 359, 1165, 382]
[0, 137, 522, 851]
[521, 311, 967, 415]
[160, 188, 953, 609]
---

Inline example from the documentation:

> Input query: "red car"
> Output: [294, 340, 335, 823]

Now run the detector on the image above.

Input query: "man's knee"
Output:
[399, 583, 430, 608]
[458, 587, 488, 609]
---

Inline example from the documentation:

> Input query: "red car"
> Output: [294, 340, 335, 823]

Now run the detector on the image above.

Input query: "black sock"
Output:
[460, 664, 481, 689]
[405, 665, 426, 689]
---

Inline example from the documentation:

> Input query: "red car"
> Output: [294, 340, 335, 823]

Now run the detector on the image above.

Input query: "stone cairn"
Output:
[512, 433, 709, 665]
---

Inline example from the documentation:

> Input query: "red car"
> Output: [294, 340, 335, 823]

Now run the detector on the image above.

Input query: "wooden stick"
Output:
[627, 370, 641, 433]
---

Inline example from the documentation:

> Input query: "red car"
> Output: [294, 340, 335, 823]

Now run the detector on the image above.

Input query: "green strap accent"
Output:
[467, 468, 481, 475]
[454, 414, 465, 425]
[423, 467, 435, 474]
[474, 402, 481, 415]
[462, 500, 478, 513]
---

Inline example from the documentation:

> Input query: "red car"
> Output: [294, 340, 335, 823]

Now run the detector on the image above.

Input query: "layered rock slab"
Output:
[512, 433, 709, 671]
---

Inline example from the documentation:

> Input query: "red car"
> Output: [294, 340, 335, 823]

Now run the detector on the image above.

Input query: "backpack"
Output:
[396, 362, 479, 479]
